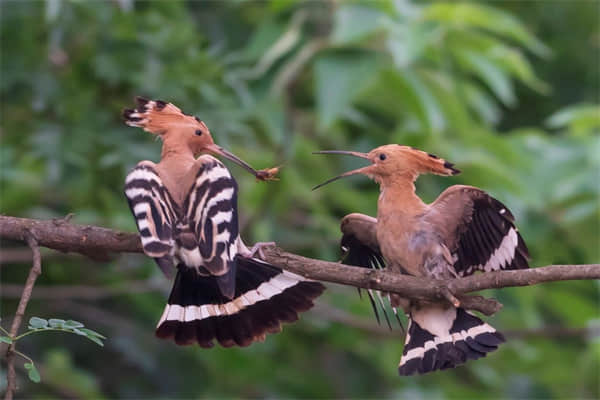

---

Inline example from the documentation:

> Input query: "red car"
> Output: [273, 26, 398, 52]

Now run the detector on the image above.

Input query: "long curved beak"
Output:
[312, 150, 372, 190]
[206, 144, 259, 177]
[313, 150, 370, 159]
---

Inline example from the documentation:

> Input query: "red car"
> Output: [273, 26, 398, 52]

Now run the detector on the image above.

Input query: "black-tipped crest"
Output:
[444, 161, 461, 175]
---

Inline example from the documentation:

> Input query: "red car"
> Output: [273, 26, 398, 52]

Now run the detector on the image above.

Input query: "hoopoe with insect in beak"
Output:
[314, 144, 529, 375]
[123, 97, 325, 348]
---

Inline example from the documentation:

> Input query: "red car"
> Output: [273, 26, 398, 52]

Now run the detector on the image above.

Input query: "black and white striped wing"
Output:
[181, 157, 240, 297]
[124, 162, 178, 275]
[430, 185, 530, 277]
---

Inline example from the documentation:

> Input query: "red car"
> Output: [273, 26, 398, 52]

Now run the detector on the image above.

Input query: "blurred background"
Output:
[1, 0, 599, 398]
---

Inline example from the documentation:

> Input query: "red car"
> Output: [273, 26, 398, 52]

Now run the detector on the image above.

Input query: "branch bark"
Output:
[2, 214, 599, 313]
[0, 215, 141, 261]
[4, 232, 42, 400]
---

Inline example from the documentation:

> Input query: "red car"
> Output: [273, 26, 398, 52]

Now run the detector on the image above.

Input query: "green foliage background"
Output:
[1, 1, 598, 398]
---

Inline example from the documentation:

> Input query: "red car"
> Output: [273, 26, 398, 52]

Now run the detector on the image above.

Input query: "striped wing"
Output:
[429, 185, 530, 277]
[181, 157, 240, 297]
[124, 162, 178, 275]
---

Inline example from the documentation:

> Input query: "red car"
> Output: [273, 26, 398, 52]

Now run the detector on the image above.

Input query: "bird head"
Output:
[123, 97, 275, 179]
[313, 144, 460, 189]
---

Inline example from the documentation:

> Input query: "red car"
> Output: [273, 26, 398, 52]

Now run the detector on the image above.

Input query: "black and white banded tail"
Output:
[156, 257, 325, 347]
[399, 306, 504, 375]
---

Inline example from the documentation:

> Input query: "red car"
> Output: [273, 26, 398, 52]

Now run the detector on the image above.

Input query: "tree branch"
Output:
[1, 215, 599, 313]
[0, 215, 142, 261]
[259, 247, 599, 306]
[4, 232, 42, 400]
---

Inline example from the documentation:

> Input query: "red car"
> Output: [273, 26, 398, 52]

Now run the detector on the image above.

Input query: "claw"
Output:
[246, 241, 276, 260]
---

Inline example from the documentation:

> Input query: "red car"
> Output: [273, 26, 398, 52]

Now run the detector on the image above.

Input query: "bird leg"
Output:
[440, 286, 461, 308]
[245, 241, 277, 260]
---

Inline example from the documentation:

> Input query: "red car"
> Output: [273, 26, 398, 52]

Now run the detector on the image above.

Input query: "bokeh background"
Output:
[1, 0, 599, 398]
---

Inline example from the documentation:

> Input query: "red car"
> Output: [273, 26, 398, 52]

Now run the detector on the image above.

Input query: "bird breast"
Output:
[377, 216, 451, 279]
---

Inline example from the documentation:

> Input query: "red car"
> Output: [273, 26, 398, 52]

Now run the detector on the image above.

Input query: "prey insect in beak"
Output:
[206, 144, 279, 181]
[312, 150, 372, 190]
[206, 144, 260, 177]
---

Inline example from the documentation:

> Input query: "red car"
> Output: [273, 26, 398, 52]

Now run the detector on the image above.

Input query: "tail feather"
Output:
[398, 306, 505, 376]
[156, 256, 325, 347]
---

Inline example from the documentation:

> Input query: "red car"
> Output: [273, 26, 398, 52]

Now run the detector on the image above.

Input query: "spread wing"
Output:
[428, 185, 530, 277]
[124, 162, 178, 276]
[340, 213, 402, 329]
[182, 157, 240, 297]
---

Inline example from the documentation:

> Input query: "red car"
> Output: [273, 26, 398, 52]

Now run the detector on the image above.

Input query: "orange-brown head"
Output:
[123, 97, 276, 180]
[313, 144, 460, 189]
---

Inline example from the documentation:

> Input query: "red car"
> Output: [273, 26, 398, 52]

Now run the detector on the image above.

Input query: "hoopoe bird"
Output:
[314, 145, 529, 375]
[123, 97, 325, 347]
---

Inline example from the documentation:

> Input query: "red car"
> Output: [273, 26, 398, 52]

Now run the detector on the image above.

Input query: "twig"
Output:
[4, 232, 42, 400]
[1, 215, 599, 314]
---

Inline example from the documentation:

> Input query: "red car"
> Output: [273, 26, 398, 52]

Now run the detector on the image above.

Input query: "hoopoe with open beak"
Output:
[123, 97, 324, 347]
[314, 144, 529, 375]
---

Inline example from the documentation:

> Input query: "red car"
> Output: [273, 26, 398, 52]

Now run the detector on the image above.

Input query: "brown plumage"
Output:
[316, 144, 529, 375]
[123, 96, 277, 199]
[123, 97, 324, 348]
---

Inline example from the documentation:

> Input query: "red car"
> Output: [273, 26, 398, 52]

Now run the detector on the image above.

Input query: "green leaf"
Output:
[488, 45, 550, 94]
[83, 334, 104, 347]
[63, 320, 84, 329]
[459, 50, 515, 107]
[71, 328, 86, 336]
[314, 52, 380, 129]
[28, 317, 48, 329]
[424, 2, 551, 57]
[546, 104, 600, 136]
[80, 328, 107, 340]
[378, 69, 445, 133]
[463, 82, 501, 125]
[0, 336, 13, 344]
[24, 362, 41, 383]
[48, 319, 66, 328]
[331, 5, 387, 45]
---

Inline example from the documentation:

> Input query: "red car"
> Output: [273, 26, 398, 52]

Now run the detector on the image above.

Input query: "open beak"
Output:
[312, 150, 372, 190]
[206, 144, 260, 177]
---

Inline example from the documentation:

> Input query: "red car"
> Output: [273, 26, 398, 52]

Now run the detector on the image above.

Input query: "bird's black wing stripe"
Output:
[124, 163, 178, 277]
[340, 231, 397, 330]
[454, 194, 529, 276]
[181, 159, 240, 280]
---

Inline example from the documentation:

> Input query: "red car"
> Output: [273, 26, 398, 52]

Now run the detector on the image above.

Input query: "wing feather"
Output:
[429, 185, 530, 277]
[124, 162, 178, 276]
[183, 158, 240, 288]
[339, 213, 403, 330]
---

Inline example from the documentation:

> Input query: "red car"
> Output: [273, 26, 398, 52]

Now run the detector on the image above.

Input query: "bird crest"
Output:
[123, 96, 207, 137]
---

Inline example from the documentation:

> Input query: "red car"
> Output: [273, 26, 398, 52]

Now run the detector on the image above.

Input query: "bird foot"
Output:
[441, 287, 461, 308]
[246, 242, 276, 260]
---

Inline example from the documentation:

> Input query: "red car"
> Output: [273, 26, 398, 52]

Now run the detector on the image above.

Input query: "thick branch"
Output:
[0, 215, 141, 261]
[4, 233, 42, 400]
[2, 215, 599, 313]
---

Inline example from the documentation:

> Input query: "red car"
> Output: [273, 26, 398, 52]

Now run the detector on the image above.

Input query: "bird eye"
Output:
[195, 130, 203, 136]
[379, 153, 386, 161]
